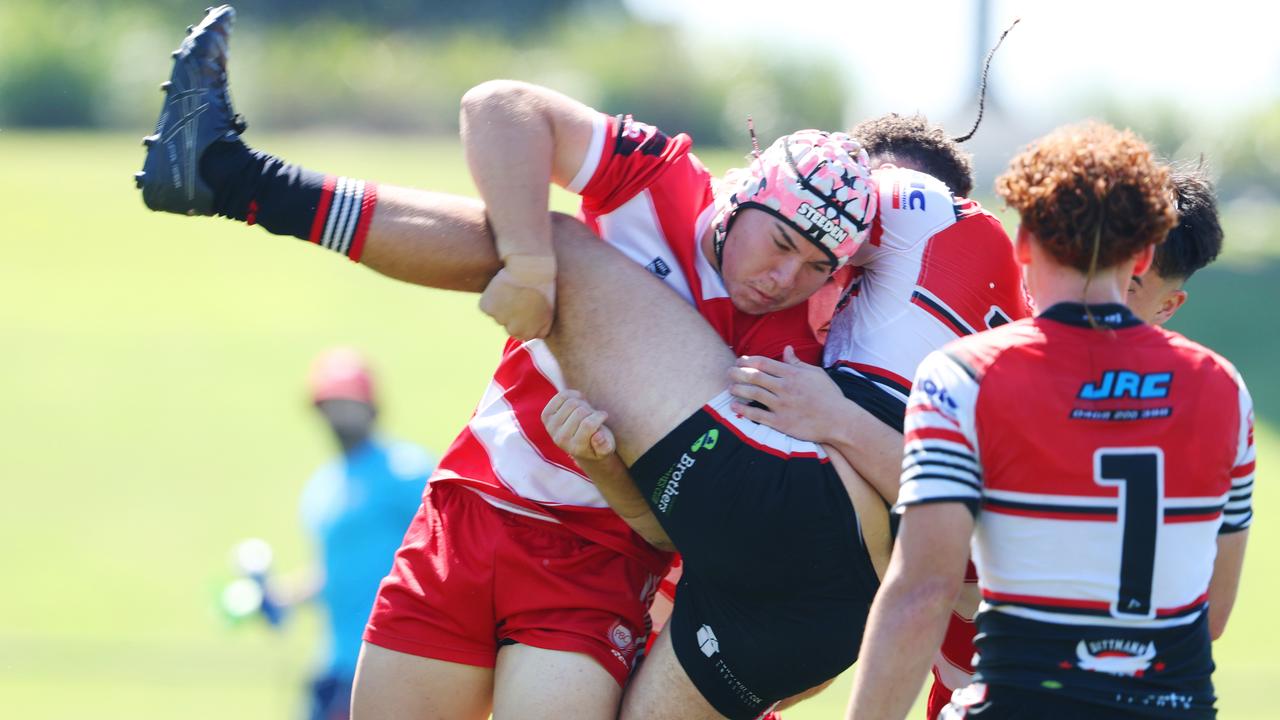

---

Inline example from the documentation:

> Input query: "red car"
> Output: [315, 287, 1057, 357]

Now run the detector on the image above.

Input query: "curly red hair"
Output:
[996, 121, 1176, 273]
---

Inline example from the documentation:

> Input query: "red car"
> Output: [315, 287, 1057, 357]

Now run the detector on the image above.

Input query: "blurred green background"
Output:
[2, 0, 1277, 718]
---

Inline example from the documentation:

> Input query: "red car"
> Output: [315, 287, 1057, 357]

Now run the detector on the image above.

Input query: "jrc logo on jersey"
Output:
[1078, 371, 1172, 400]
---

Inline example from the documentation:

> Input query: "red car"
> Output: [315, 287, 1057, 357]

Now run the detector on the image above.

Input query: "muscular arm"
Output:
[846, 503, 973, 720]
[728, 349, 902, 503]
[459, 79, 598, 259]
[542, 389, 676, 552]
[458, 80, 600, 338]
[813, 402, 903, 505]
[1208, 529, 1248, 640]
[575, 454, 676, 553]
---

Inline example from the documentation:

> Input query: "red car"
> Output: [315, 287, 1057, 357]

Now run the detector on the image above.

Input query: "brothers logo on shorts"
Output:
[1073, 639, 1159, 677]
[690, 428, 719, 452]
[645, 256, 672, 279]
[651, 452, 696, 514]
[697, 624, 720, 657]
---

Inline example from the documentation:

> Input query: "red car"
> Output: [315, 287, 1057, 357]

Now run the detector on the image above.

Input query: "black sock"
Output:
[199, 140, 378, 261]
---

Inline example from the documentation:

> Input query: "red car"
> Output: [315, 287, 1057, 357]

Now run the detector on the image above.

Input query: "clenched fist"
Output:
[479, 254, 557, 341]
[541, 389, 616, 462]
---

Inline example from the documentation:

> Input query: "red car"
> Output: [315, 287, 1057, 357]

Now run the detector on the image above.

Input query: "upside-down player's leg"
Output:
[543, 214, 732, 463]
[139, 7, 502, 294]
[543, 215, 886, 719]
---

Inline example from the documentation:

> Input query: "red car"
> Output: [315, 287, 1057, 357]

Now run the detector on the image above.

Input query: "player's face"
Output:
[1126, 268, 1187, 326]
[317, 398, 376, 446]
[721, 208, 834, 315]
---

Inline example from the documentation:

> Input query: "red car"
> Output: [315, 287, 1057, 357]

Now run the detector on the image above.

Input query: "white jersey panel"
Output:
[823, 168, 959, 378]
[466, 374, 610, 509]
[595, 189, 696, 304]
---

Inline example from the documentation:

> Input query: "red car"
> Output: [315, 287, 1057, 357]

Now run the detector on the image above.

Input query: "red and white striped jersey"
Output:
[824, 167, 1032, 425]
[899, 303, 1255, 712]
[429, 113, 822, 574]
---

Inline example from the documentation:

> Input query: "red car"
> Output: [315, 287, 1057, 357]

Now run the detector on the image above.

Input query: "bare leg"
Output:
[356, 186, 499, 292]
[351, 643, 493, 720]
[621, 630, 725, 720]
[543, 214, 733, 463]
[492, 645, 621, 720]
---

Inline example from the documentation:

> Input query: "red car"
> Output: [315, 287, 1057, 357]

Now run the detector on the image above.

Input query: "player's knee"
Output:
[460, 79, 528, 120]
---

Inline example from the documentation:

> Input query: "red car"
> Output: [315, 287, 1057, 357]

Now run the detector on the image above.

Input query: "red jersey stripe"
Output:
[982, 590, 1111, 612]
[491, 345, 592, 480]
[905, 426, 974, 450]
[1231, 460, 1256, 478]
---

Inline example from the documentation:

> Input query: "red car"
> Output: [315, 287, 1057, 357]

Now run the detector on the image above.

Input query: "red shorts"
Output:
[364, 482, 658, 686]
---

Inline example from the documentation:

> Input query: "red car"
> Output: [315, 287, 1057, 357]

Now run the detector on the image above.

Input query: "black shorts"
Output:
[630, 391, 881, 719]
[827, 366, 906, 433]
[943, 683, 1214, 719]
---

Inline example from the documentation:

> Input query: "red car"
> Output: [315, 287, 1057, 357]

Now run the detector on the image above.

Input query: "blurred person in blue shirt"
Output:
[284, 347, 433, 720]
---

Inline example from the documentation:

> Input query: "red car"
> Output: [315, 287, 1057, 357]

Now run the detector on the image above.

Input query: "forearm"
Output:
[847, 577, 956, 719]
[1209, 529, 1249, 639]
[823, 400, 905, 505]
[576, 454, 676, 552]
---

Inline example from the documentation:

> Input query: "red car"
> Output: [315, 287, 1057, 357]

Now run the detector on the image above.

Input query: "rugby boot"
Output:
[135, 5, 246, 215]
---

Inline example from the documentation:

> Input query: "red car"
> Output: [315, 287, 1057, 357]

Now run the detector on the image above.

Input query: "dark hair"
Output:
[996, 121, 1176, 273]
[850, 113, 975, 198]
[1154, 163, 1223, 281]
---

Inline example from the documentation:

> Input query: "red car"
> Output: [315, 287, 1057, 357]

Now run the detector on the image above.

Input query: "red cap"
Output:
[308, 347, 374, 405]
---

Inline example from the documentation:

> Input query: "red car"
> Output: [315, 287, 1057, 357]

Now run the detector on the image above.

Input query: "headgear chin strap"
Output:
[713, 129, 877, 270]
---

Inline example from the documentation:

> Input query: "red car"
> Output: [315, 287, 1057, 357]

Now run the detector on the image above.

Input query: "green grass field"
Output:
[1, 132, 1276, 718]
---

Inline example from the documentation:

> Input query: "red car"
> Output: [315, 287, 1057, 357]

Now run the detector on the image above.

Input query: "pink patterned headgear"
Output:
[715, 130, 877, 269]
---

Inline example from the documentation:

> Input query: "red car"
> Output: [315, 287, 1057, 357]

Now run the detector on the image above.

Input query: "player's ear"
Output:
[1132, 243, 1156, 277]
[1154, 289, 1188, 326]
[1014, 226, 1033, 265]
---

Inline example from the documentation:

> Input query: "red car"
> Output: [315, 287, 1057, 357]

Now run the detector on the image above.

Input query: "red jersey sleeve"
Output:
[575, 114, 695, 216]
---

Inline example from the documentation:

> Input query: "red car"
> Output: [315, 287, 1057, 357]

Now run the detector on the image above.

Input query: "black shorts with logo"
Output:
[629, 391, 881, 719]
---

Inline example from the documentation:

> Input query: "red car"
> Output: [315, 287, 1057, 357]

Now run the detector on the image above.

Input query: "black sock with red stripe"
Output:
[200, 140, 378, 261]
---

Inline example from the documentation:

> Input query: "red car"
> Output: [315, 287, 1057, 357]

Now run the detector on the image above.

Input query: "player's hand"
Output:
[542, 389, 617, 462]
[479, 254, 557, 341]
[728, 346, 843, 443]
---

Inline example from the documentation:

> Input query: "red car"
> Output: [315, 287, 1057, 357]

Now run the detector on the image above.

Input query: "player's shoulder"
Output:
[1149, 325, 1247, 389]
[577, 112, 702, 216]
[940, 318, 1044, 379]
[870, 166, 961, 245]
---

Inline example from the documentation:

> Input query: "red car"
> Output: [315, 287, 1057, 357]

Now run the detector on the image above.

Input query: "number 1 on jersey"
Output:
[1094, 448, 1164, 619]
